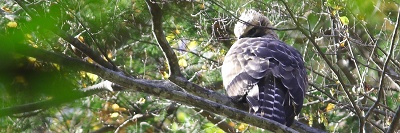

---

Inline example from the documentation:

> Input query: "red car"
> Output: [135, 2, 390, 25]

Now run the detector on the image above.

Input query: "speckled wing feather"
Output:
[221, 37, 307, 126]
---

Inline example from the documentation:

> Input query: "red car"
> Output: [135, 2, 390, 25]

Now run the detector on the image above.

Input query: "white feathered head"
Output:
[234, 9, 278, 39]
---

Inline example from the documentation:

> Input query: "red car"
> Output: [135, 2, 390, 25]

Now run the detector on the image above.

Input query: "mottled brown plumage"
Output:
[222, 10, 307, 126]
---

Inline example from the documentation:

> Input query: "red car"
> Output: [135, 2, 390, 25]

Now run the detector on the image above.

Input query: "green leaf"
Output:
[339, 16, 349, 25]
[177, 111, 187, 123]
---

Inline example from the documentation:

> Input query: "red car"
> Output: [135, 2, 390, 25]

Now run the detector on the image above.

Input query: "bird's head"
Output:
[234, 9, 278, 39]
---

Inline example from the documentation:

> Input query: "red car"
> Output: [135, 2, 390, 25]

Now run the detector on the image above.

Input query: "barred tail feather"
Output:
[247, 76, 287, 125]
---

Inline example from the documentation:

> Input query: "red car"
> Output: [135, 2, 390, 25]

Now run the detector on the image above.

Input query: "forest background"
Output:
[0, 0, 399, 132]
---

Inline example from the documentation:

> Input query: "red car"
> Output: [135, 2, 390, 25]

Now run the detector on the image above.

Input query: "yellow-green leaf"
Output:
[188, 41, 198, 50]
[237, 123, 248, 132]
[86, 72, 99, 82]
[177, 111, 186, 123]
[178, 58, 188, 67]
[166, 33, 175, 42]
[326, 103, 335, 112]
[339, 16, 349, 25]
[7, 21, 17, 28]
[110, 112, 119, 118]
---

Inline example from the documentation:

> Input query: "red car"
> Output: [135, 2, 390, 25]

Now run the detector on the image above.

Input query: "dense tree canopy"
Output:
[0, 0, 399, 132]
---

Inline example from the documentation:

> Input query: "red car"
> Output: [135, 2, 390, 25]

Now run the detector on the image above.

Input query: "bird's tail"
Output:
[247, 76, 287, 125]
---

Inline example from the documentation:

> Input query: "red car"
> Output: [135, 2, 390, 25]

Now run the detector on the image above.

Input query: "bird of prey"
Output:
[221, 9, 307, 126]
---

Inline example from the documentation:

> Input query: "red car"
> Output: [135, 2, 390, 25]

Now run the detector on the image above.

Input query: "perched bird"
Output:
[221, 9, 307, 126]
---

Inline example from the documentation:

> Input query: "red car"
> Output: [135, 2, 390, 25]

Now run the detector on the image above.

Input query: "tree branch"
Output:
[0, 84, 100, 117]
[387, 107, 400, 133]
[5, 1, 326, 132]
[327, 7, 357, 85]
[8, 45, 321, 132]
[143, 0, 247, 122]
[278, 0, 364, 128]
[145, 0, 183, 78]
[195, 108, 236, 133]
[172, 48, 219, 64]
[14, 0, 116, 70]
[143, 1, 325, 132]
[365, 6, 400, 127]
[1, 42, 327, 132]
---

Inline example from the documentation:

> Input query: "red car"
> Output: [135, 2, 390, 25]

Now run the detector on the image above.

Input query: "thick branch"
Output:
[53, 30, 115, 70]
[145, 0, 183, 77]
[93, 71, 298, 132]
[143, 0, 248, 120]
[292, 121, 327, 133]
[387, 107, 400, 133]
[9, 46, 298, 132]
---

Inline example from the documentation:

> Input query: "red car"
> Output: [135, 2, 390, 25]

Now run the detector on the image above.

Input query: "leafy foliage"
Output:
[0, 0, 399, 132]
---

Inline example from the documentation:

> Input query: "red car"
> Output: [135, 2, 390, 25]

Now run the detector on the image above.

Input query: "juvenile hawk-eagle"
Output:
[221, 9, 307, 126]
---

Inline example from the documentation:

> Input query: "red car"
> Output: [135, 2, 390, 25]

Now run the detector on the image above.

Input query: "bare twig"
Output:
[90, 125, 115, 133]
[14, 0, 116, 71]
[306, 66, 336, 82]
[209, 0, 297, 31]
[114, 114, 145, 133]
[278, 0, 364, 129]
[327, 7, 357, 85]
[365, 6, 400, 129]
[195, 109, 236, 133]
[172, 48, 219, 64]
[65, 6, 118, 70]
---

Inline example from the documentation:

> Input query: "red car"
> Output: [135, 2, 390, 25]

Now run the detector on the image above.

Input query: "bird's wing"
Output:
[222, 37, 307, 115]
[257, 39, 306, 109]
